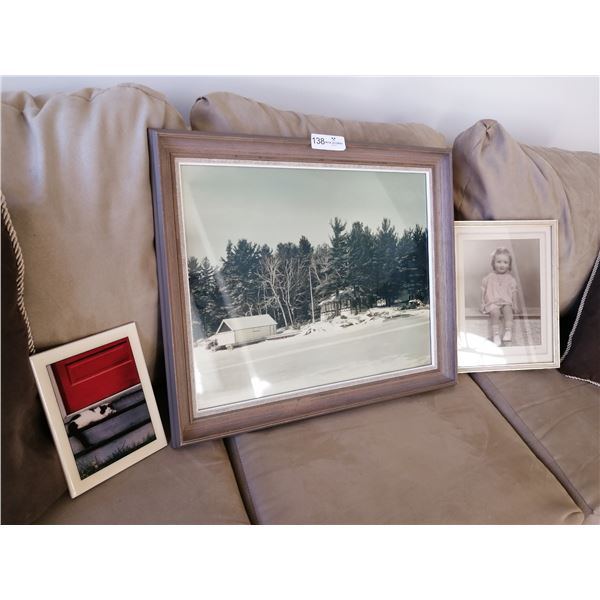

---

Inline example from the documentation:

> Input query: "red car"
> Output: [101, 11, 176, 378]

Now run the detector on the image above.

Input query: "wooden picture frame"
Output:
[455, 220, 560, 372]
[149, 130, 456, 446]
[29, 323, 167, 497]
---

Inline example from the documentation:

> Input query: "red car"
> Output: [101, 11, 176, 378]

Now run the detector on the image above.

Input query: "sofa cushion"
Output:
[1, 84, 186, 384]
[226, 375, 583, 524]
[472, 369, 600, 517]
[453, 119, 600, 313]
[1, 195, 67, 524]
[559, 250, 600, 386]
[37, 442, 249, 524]
[190, 91, 448, 148]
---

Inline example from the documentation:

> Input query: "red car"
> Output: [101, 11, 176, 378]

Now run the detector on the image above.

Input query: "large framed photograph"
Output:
[455, 220, 560, 372]
[29, 323, 167, 497]
[149, 130, 456, 446]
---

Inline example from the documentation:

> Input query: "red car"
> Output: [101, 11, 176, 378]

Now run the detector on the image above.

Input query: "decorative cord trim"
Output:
[561, 249, 600, 362]
[1, 192, 36, 354]
[564, 374, 600, 388]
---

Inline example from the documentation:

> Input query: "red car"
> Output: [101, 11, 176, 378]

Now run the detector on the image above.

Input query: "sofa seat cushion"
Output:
[471, 369, 600, 518]
[190, 91, 448, 148]
[37, 441, 249, 524]
[227, 375, 582, 524]
[453, 119, 600, 314]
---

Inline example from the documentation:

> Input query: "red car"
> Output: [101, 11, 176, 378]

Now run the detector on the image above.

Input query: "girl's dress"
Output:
[481, 272, 518, 313]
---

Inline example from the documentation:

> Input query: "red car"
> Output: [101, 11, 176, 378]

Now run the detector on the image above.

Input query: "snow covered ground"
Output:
[193, 307, 432, 412]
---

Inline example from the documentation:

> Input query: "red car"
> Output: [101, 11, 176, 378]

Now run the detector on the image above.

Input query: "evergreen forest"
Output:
[188, 218, 429, 339]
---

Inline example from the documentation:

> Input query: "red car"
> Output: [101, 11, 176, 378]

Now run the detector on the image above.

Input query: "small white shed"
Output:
[215, 315, 277, 348]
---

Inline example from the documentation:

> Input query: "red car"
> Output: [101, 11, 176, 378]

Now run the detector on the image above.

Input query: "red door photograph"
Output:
[51, 337, 140, 414]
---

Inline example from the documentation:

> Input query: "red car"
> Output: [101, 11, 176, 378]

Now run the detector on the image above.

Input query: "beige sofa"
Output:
[2, 85, 598, 524]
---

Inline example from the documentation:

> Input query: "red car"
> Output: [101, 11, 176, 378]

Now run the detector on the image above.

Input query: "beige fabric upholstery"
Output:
[227, 376, 583, 524]
[453, 119, 600, 314]
[37, 442, 250, 524]
[584, 513, 600, 525]
[1, 84, 186, 382]
[472, 369, 600, 517]
[190, 92, 448, 148]
[2, 199, 66, 523]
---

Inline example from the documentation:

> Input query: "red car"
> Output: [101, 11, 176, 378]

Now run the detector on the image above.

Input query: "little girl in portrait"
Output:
[480, 247, 520, 346]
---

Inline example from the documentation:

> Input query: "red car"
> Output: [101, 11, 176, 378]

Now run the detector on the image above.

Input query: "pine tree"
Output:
[256, 244, 273, 316]
[374, 218, 399, 306]
[188, 256, 223, 338]
[395, 226, 429, 303]
[199, 257, 224, 334]
[347, 222, 376, 311]
[188, 257, 203, 339]
[311, 243, 331, 311]
[297, 236, 314, 321]
[411, 225, 429, 302]
[322, 217, 348, 299]
[220, 239, 262, 316]
[396, 229, 416, 302]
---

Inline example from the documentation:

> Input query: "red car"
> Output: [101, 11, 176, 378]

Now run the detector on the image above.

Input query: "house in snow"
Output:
[215, 315, 277, 349]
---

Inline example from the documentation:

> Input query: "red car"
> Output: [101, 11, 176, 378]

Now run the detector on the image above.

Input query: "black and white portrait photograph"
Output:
[179, 162, 435, 412]
[455, 221, 560, 372]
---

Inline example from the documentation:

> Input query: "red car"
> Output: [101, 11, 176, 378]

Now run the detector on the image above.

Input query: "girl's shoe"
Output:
[493, 334, 502, 346]
[503, 330, 512, 342]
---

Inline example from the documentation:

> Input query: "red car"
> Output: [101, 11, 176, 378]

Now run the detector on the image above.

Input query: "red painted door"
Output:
[51, 337, 140, 414]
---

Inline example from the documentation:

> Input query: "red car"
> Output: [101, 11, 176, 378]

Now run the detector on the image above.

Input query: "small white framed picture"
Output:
[29, 323, 167, 498]
[455, 220, 560, 372]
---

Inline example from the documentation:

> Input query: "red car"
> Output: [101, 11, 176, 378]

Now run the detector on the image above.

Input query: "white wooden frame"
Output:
[455, 220, 560, 372]
[29, 323, 167, 497]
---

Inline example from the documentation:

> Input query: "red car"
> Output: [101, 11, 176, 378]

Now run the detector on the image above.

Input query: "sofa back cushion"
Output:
[190, 91, 448, 147]
[1, 84, 185, 522]
[1, 84, 186, 382]
[453, 119, 600, 313]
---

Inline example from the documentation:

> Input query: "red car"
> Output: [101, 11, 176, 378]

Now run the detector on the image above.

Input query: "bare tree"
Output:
[257, 254, 289, 328]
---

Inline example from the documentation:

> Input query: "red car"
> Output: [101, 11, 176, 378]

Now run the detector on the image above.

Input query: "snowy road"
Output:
[193, 311, 432, 411]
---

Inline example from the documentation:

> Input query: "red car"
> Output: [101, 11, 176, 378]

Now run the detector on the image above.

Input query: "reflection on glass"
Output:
[180, 163, 434, 413]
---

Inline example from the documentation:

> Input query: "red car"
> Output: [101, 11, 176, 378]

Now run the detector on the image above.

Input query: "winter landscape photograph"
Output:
[179, 163, 434, 411]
